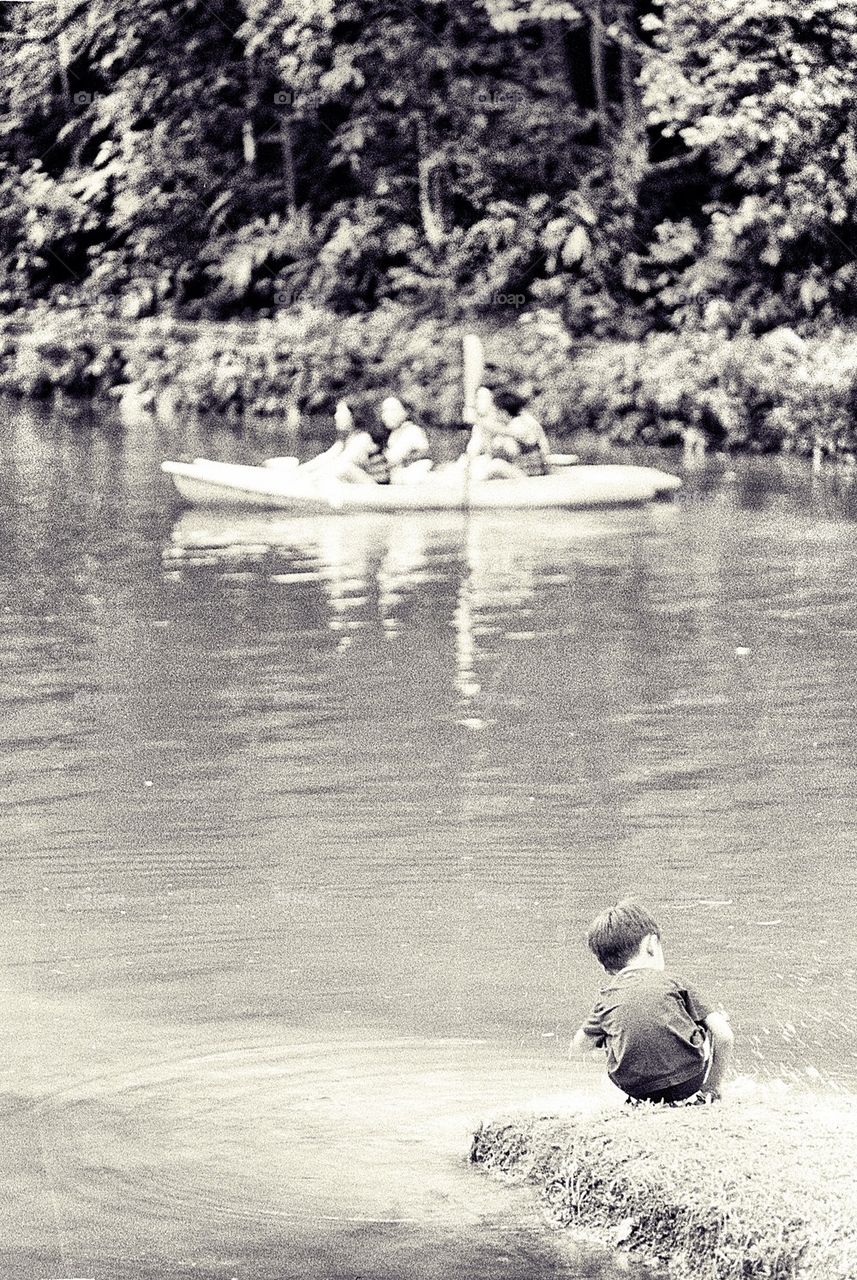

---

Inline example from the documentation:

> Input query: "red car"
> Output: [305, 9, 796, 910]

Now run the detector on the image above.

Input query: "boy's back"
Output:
[583, 967, 711, 1099]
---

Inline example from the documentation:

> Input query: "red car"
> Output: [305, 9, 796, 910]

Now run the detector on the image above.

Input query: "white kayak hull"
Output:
[161, 457, 681, 512]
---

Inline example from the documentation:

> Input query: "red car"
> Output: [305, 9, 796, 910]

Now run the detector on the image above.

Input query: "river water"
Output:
[2, 398, 856, 1279]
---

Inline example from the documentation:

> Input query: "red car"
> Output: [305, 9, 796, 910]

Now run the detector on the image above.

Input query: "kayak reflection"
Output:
[163, 507, 677, 721]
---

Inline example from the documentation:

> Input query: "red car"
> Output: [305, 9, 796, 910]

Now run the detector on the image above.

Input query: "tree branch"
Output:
[414, 116, 445, 249]
[589, 1, 609, 145]
[650, 145, 704, 172]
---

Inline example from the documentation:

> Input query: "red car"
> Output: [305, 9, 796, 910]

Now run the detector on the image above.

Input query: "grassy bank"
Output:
[470, 1095, 857, 1280]
[1, 305, 857, 460]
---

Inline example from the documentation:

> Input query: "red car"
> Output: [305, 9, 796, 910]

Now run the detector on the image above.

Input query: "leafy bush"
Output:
[2, 307, 857, 462]
[543, 327, 857, 457]
[641, 0, 857, 330]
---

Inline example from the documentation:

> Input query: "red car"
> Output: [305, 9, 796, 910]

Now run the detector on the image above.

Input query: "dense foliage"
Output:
[1, 0, 856, 336]
[5, 306, 857, 464]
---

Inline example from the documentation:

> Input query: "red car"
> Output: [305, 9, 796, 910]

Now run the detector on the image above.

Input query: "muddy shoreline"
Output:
[470, 1095, 857, 1280]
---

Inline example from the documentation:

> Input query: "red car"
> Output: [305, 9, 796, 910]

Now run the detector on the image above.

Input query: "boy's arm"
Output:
[702, 1010, 734, 1097]
[569, 1025, 604, 1060]
[703, 1010, 734, 1045]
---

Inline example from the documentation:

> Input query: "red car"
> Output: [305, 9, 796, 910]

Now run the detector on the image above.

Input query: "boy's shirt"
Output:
[582, 968, 712, 1097]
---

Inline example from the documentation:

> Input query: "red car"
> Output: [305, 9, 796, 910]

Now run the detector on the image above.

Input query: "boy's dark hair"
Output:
[586, 899, 660, 973]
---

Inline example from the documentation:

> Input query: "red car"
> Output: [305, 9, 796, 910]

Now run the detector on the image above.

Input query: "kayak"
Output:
[161, 457, 682, 512]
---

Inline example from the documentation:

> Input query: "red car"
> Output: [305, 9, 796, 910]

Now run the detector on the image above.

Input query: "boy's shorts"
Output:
[628, 1031, 712, 1105]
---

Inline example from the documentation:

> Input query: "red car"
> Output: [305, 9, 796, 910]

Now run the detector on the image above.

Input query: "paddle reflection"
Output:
[164, 507, 675, 720]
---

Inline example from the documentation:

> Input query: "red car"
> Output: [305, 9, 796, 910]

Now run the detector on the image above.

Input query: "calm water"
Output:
[2, 399, 857, 1279]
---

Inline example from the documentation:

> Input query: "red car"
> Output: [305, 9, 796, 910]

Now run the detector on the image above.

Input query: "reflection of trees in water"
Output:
[7, 408, 857, 1092]
[452, 520, 552, 723]
[165, 508, 664, 730]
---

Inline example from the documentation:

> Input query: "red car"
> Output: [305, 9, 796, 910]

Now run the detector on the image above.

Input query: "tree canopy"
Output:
[0, 0, 855, 335]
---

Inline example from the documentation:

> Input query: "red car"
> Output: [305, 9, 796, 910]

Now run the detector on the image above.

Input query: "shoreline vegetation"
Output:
[4, 305, 857, 464]
[470, 1095, 857, 1280]
[3, 1, 857, 461]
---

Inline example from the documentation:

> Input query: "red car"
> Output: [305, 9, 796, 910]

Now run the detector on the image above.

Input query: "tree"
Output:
[0, 0, 854, 333]
[640, 0, 857, 329]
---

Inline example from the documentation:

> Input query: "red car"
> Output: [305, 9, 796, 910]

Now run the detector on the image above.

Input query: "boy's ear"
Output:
[643, 933, 658, 955]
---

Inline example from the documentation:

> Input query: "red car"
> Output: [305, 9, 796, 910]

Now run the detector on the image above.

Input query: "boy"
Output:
[569, 899, 734, 1104]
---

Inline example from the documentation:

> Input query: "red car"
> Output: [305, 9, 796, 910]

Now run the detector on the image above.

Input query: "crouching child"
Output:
[570, 899, 734, 1104]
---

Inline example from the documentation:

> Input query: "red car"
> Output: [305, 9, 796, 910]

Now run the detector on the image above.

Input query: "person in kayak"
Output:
[458, 387, 516, 479]
[491, 386, 552, 477]
[459, 386, 550, 480]
[301, 399, 390, 484]
[298, 399, 354, 474]
[380, 396, 433, 485]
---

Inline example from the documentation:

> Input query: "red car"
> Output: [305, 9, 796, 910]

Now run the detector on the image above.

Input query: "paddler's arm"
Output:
[522, 411, 551, 458]
[300, 441, 343, 472]
[465, 422, 487, 457]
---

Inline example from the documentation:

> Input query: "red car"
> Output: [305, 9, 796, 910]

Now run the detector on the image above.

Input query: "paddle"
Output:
[462, 332, 484, 427]
[195, 454, 300, 469]
[461, 332, 486, 507]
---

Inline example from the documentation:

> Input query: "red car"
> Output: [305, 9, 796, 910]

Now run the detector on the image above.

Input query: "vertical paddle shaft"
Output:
[462, 333, 484, 427]
[461, 332, 485, 510]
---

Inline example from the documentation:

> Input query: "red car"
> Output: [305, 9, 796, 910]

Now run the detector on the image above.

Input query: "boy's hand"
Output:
[702, 1010, 734, 1097]
[704, 1011, 734, 1045]
[569, 1026, 602, 1060]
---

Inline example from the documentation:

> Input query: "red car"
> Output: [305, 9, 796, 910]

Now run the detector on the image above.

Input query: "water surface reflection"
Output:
[1, 402, 856, 1277]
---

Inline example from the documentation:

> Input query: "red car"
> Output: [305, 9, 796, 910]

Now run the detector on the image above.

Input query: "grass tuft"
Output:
[470, 1095, 857, 1279]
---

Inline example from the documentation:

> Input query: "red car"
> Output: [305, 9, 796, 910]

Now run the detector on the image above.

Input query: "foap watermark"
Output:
[472, 86, 527, 110]
[275, 889, 330, 910]
[274, 287, 308, 308]
[492, 292, 527, 308]
[273, 88, 323, 110]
